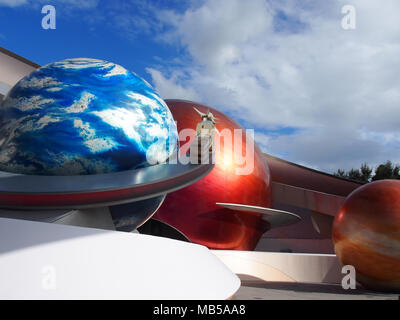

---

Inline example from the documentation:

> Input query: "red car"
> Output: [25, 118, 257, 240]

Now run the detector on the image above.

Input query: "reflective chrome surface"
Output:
[0, 159, 214, 209]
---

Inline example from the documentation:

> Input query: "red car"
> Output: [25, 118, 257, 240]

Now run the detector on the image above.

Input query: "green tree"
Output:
[372, 160, 396, 181]
[360, 163, 372, 183]
[333, 161, 400, 183]
[334, 169, 347, 178]
[347, 168, 362, 181]
[393, 165, 400, 179]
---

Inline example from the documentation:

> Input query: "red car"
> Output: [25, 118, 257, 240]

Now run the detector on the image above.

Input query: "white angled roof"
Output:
[0, 46, 39, 96]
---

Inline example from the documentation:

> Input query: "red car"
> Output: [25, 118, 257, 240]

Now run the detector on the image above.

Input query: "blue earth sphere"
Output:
[0, 58, 178, 175]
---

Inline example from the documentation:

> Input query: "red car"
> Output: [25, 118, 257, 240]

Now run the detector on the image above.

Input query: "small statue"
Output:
[190, 107, 218, 164]
[194, 107, 218, 146]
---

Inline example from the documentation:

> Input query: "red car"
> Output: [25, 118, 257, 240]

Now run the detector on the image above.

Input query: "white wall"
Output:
[0, 49, 37, 88]
[213, 250, 343, 285]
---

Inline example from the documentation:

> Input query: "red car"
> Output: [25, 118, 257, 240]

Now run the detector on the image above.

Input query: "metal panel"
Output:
[216, 202, 301, 228]
[265, 153, 362, 197]
[0, 160, 214, 209]
[272, 182, 346, 217]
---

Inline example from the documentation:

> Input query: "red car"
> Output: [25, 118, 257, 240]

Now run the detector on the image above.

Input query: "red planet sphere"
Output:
[153, 99, 272, 250]
[333, 180, 400, 292]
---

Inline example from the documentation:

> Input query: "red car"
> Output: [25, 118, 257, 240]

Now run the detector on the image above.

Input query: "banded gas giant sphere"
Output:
[0, 58, 177, 175]
[333, 180, 400, 292]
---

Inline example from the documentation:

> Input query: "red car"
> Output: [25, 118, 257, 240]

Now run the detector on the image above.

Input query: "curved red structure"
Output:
[154, 99, 272, 250]
[333, 180, 400, 292]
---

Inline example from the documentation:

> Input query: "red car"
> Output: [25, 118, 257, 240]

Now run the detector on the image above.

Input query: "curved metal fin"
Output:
[216, 202, 301, 228]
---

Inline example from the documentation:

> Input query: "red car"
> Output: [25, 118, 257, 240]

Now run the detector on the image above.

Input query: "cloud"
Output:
[93, 0, 192, 41]
[2, 0, 398, 173]
[56, 0, 99, 10]
[267, 127, 399, 172]
[146, 68, 201, 101]
[149, 0, 400, 172]
[0, 0, 27, 7]
[0, 0, 99, 9]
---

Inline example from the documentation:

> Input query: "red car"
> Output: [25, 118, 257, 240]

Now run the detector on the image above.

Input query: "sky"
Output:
[0, 0, 399, 174]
